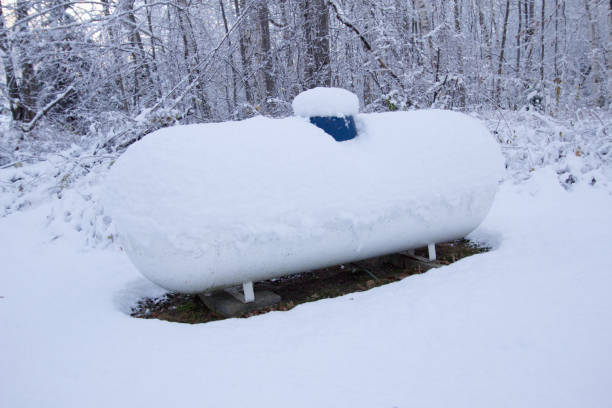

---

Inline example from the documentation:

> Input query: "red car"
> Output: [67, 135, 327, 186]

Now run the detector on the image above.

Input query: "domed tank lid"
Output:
[292, 87, 358, 142]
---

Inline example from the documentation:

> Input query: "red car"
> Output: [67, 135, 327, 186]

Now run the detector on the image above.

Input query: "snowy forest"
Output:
[0, 0, 609, 143]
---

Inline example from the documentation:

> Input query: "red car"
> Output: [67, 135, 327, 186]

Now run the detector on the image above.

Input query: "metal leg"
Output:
[428, 243, 436, 261]
[225, 281, 256, 303]
[242, 281, 255, 303]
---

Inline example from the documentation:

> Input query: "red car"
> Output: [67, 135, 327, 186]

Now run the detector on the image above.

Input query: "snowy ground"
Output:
[2, 164, 611, 407]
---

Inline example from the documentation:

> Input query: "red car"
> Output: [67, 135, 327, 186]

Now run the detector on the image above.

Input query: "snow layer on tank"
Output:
[292, 87, 359, 117]
[104, 110, 503, 293]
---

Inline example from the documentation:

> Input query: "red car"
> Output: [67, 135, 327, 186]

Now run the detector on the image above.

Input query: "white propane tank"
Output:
[105, 88, 504, 294]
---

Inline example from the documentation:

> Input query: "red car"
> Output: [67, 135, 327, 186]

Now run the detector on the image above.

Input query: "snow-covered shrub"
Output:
[475, 109, 611, 189]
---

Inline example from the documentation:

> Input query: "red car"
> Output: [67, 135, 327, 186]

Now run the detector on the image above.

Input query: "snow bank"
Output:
[105, 110, 503, 293]
[4, 168, 612, 408]
[292, 87, 359, 117]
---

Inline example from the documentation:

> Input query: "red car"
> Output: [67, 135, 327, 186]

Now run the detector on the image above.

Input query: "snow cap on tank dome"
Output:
[292, 87, 359, 117]
[292, 87, 359, 142]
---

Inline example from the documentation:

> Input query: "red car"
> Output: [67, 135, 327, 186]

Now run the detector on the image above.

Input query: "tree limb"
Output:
[21, 86, 74, 132]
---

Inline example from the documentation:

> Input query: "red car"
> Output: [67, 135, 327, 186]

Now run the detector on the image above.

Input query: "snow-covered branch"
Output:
[21, 86, 75, 133]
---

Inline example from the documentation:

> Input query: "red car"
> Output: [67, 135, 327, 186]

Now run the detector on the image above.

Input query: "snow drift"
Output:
[105, 103, 503, 293]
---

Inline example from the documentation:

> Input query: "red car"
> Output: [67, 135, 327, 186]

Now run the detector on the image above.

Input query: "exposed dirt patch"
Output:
[131, 239, 487, 324]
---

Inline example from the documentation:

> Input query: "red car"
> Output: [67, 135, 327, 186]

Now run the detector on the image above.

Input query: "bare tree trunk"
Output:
[554, 0, 559, 78]
[302, 0, 331, 88]
[525, 0, 535, 74]
[607, 1, 612, 102]
[540, 0, 545, 82]
[219, 0, 237, 116]
[432, 47, 441, 103]
[496, 0, 511, 103]
[474, 0, 493, 98]
[144, 0, 162, 99]
[257, 0, 275, 112]
[453, 0, 463, 72]
[234, 0, 254, 106]
[609, 0, 612, 72]
[516, 0, 522, 73]
[176, 7, 196, 114]
[583, 0, 604, 106]
[414, 0, 435, 69]
[0, 1, 24, 121]
[477, 0, 492, 66]
[279, 0, 296, 97]
[176, 1, 212, 119]
[453, 0, 466, 108]
[102, 0, 129, 113]
[124, 0, 156, 107]
[554, 0, 561, 106]
[15, 1, 36, 121]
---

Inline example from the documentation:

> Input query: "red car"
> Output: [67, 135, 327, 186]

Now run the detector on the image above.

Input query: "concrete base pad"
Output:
[198, 290, 281, 318]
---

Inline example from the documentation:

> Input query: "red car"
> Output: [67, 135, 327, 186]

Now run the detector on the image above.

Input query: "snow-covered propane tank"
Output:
[105, 88, 504, 294]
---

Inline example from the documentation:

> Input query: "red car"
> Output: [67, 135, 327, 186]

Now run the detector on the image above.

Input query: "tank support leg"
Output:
[428, 243, 436, 261]
[242, 281, 255, 303]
